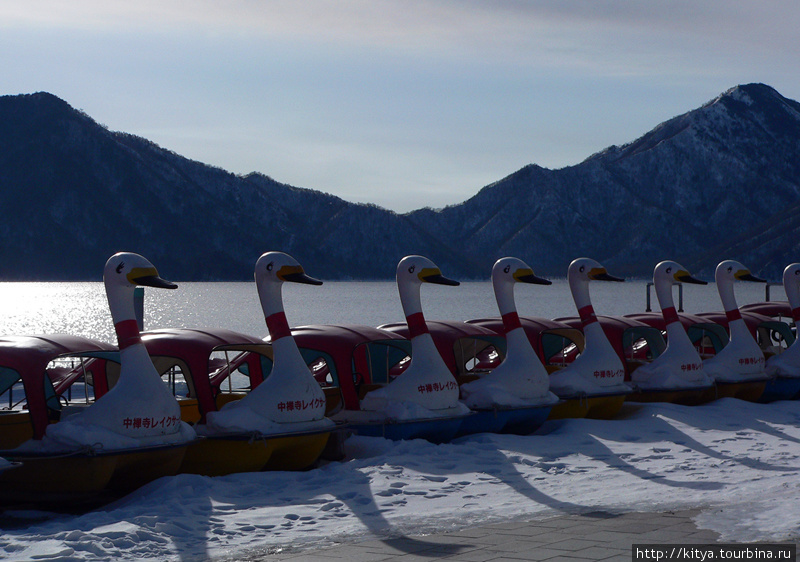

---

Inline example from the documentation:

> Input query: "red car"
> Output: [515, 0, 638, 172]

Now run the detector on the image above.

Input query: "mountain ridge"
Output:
[0, 84, 798, 281]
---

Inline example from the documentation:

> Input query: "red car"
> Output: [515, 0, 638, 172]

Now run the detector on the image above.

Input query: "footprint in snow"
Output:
[423, 475, 448, 482]
[319, 502, 344, 511]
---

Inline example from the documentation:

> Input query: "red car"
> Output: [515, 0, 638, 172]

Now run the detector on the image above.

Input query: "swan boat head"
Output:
[631, 260, 712, 391]
[204, 251, 331, 433]
[549, 257, 629, 397]
[43, 252, 195, 450]
[459, 257, 556, 409]
[358, 255, 465, 419]
[492, 257, 551, 321]
[704, 260, 767, 382]
[567, 257, 624, 328]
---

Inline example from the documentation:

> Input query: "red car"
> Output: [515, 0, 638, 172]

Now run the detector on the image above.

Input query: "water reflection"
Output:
[0, 280, 783, 344]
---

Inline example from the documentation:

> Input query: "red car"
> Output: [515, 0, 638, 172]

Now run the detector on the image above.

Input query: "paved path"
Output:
[245, 509, 757, 561]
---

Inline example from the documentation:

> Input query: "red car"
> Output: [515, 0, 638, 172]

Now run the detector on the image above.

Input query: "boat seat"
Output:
[358, 383, 384, 400]
[0, 410, 33, 449]
[177, 397, 201, 424]
[215, 392, 247, 409]
[627, 360, 647, 374]
[323, 387, 342, 416]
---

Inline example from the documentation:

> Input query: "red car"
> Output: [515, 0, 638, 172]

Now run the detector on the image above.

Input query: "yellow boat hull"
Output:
[177, 398, 202, 425]
[715, 380, 767, 402]
[628, 386, 717, 406]
[548, 394, 627, 420]
[0, 453, 117, 504]
[107, 443, 190, 492]
[0, 411, 34, 450]
[179, 427, 333, 475]
[264, 431, 331, 471]
[180, 435, 275, 477]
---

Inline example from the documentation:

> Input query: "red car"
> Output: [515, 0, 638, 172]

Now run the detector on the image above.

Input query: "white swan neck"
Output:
[106, 283, 143, 349]
[568, 273, 599, 330]
[715, 277, 740, 313]
[784, 270, 800, 322]
[399, 278, 430, 338]
[655, 279, 680, 325]
[493, 275, 517, 317]
[258, 280, 285, 319]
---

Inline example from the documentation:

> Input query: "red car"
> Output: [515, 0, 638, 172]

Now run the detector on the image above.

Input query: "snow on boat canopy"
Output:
[548, 258, 632, 419]
[699, 260, 770, 401]
[622, 261, 715, 404]
[341, 256, 471, 442]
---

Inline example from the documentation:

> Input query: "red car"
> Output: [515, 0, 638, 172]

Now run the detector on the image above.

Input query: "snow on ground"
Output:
[2, 398, 800, 561]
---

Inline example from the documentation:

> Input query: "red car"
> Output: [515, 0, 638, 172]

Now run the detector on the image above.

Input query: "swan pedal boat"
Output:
[695, 311, 774, 402]
[549, 315, 633, 420]
[542, 258, 633, 420]
[741, 298, 800, 402]
[333, 256, 472, 443]
[697, 309, 797, 402]
[4, 253, 201, 506]
[601, 314, 716, 406]
[624, 312, 718, 405]
[292, 324, 468, 442]
[93, 327, 338, 476]
[383, 319, 556, 436]
[0, 334, 180, 505]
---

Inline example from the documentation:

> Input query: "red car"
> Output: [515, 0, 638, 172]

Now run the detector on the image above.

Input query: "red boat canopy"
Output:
[740, 301, 793, 320]
[291, 325, 410, 411]
[467, 316, 584, 370]
[555, 315, 667, 378]
[0, 335, 114, 440]
[379, 320, 506, 379]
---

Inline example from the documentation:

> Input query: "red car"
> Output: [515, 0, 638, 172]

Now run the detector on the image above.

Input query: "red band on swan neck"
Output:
[502, 311, 522, 332]
[266, 311, 292, 341]
[578, 305, 597, 327]
[406, 312, 429, 338]
[115, 319, 142, 350]
[726, 309, 742, 323]
[662, 306, 680, 325]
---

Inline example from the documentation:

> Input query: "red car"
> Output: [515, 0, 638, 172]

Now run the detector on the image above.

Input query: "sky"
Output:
[2, 1, 799, 212]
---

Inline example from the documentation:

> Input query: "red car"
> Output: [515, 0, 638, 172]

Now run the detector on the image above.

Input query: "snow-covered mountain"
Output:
[406, 83, 800, 280]
[1, 84, 798, 280]
[0, 93, 470, 280]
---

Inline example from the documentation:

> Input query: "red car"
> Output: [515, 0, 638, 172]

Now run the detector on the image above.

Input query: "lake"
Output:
[0, 279, 782, 344]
